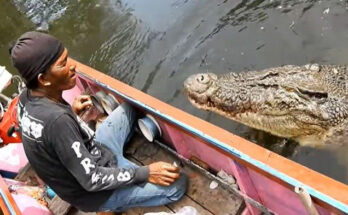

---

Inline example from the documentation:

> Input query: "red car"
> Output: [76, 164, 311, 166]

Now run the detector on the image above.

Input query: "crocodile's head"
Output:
[184, 65, 348, 146]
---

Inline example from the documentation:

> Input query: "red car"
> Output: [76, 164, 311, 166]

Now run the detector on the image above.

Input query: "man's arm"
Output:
[49, 113, 149, 192]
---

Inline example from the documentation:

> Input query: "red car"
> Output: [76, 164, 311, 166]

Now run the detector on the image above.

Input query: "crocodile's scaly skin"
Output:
[184, 64, 348, 146]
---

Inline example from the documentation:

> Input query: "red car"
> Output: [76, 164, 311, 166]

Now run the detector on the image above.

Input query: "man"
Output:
[10, 31, 187, 213]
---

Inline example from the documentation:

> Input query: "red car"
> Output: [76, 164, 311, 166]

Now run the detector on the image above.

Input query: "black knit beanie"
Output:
[9, 31, 64, 83]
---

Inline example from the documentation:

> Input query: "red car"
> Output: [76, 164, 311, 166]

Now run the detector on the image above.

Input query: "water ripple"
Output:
[12, 0, 69, 31]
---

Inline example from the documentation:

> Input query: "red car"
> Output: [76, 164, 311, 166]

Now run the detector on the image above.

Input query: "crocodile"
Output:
[184, 64, 348, 147]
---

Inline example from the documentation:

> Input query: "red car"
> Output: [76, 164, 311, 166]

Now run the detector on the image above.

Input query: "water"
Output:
[2, 0, 348, 183]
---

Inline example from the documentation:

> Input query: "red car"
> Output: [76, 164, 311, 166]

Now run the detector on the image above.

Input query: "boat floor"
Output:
[15, 133, 245, 215]
[130, 134, 244, 215]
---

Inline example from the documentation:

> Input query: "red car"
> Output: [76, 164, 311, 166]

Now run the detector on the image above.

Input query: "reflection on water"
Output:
[0, 0, 33, 96]
[12, 0, 69, 31]
[196, 0, 326, 47]
[4, 0, 348, 184]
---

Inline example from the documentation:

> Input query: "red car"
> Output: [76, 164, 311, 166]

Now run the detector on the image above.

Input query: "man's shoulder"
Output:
[19, 90, 72, 120]
[18, 90, 76, 141]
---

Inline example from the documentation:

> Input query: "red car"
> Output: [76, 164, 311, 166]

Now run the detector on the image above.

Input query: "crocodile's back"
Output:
[220, 64, 348, 99]
[319, 65, 348, 99]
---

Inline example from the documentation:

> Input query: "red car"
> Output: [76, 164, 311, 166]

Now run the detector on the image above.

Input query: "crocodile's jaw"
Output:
[189, 98, 331, 146]
[233, 111, 328, 141]
[187, 95, 327, 142]
[187, 96, 215, 111]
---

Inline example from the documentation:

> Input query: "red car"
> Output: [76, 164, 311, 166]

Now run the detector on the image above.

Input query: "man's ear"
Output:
[38, 73, 51, 86]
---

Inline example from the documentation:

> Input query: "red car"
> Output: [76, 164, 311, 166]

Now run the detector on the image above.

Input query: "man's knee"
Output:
[119, 102, 134, 113]
[119, 103, 137, 120]
[166, 174, 188, 202]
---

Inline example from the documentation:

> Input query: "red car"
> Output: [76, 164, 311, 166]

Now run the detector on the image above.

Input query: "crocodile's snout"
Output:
[184, 73, 214, 93]
[184, 73, 218, 105]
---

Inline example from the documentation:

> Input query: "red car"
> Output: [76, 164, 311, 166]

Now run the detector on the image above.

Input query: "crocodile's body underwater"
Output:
[184, 64, 348, 146]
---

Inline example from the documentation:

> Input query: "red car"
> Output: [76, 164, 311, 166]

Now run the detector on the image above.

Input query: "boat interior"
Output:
[13, 130, 246, 215]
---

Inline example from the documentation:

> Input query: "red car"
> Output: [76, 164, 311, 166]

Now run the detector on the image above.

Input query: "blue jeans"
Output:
[95, 103, 188, 212]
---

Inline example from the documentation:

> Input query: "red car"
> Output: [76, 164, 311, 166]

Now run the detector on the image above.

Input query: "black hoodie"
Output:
[17, 89, 149, 212]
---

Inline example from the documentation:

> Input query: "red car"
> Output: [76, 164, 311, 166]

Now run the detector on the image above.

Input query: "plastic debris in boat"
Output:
[217, 169, 236, 185]
[217, 169, 239, 190]
[209, 180, 219, 189]
[45, 186, 56, 199]
[8, 183, 48, 207]
[5, 178, 51, 214]
[0, 144, 28, 178]
[0, 66, 12, 92]
[138, 114, 162, 142]
[144, 206, 200, 215]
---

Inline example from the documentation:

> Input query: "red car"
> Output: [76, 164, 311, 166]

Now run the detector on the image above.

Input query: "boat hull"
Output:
[67, 59, 348, 214]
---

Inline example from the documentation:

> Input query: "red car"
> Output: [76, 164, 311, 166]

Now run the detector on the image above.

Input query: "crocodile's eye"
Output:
[197, 74, 209, 84]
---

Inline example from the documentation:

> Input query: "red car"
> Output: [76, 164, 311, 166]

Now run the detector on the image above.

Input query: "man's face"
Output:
[44, 48, 76, 91]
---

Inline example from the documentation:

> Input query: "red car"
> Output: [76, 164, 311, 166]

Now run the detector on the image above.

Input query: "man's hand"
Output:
[72, 95, 92, 115]
[147, 161, 180, 186]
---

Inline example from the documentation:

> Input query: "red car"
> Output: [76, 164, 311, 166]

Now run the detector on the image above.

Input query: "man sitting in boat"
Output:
[9, 31, 188, 214]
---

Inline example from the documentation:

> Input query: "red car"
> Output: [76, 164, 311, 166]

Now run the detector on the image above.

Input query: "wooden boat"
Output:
[1, 59, 348, 214]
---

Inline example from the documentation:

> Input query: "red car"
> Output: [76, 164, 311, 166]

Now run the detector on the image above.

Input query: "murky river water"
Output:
[2, 0, 348, 184]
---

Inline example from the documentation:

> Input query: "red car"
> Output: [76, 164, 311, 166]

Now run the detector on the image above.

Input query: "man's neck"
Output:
[30, 88, 64, 103]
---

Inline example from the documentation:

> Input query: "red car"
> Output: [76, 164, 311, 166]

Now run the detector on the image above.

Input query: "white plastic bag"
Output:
[176, 206, 200, 215]
[144, 212, 171, 215]
[144, 206, 200, 215]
